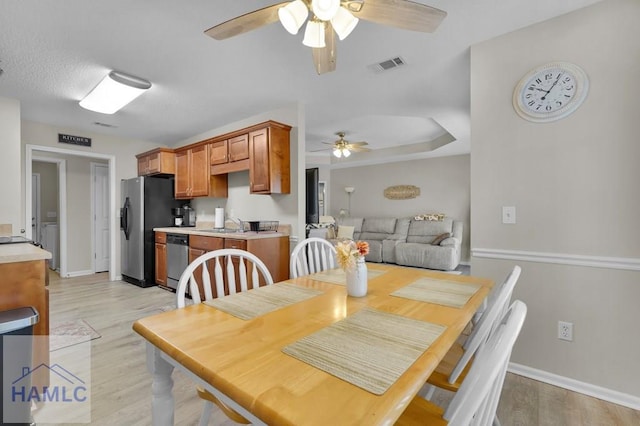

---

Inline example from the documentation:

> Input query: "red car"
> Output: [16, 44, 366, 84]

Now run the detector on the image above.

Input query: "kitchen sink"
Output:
[197, 229, 243, 234]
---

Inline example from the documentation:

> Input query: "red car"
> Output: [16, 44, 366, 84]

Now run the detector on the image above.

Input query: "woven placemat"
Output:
[391, 278, 482, 308]
[310, 267, 385, 286]
[282, 308, 445, 395]
[204, 283, 323, 320]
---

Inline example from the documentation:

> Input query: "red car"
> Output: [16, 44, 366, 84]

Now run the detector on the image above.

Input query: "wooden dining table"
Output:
[133, 263, 493, 426]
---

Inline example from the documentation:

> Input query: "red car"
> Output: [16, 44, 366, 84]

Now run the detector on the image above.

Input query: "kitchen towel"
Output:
[214, 207, 225, 229]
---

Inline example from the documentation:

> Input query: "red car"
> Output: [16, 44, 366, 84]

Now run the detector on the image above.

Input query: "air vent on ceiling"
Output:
[93, 122, 117, 128]
[369, 56, 406, 73]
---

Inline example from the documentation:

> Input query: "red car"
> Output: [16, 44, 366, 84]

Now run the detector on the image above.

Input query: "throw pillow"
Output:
[414, 213, 446, 221]
[431, 232, 451, 245]
[337, 225, 355, 240]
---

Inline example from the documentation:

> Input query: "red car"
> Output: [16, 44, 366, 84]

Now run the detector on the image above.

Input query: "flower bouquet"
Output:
[336, 240, 369, 271]
[335, 240, 369, 297]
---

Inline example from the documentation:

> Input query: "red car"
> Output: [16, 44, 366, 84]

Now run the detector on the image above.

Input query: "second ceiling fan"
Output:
[205, 0, 447, 74]
[322, 132, 371, 158]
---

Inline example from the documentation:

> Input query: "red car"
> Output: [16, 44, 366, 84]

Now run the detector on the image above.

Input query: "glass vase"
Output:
[346, 257, 367, 297]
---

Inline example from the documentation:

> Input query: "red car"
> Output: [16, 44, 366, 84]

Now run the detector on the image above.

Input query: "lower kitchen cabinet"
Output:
[154, 232, 167, 287]
[154, 231, 289, 299]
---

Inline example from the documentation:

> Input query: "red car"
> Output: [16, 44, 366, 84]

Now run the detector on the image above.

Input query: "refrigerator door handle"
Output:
[121, 197, 131, 240]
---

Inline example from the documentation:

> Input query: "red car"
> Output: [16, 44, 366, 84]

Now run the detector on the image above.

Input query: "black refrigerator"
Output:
[120, 176, 182, 287]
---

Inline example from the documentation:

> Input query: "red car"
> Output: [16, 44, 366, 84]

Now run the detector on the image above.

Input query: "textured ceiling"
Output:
[0, 0, 601, 159]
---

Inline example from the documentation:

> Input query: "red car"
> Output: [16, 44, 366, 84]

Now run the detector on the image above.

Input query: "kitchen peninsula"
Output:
[0, 243, 52, 372]
[153, 227, 290, 294]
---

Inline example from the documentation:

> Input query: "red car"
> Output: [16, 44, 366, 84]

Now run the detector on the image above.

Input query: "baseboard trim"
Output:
[472, 248, 640, 271]
[508, 362, 640, 411]
[64, 269, 94, 278]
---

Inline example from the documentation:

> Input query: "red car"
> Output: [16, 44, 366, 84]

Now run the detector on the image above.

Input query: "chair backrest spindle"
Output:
[290, 237, 337, 278]
[176, 249, 274, 308]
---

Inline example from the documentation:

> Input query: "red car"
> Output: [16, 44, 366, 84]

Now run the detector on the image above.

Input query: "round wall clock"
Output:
[513, 62, 589, 123]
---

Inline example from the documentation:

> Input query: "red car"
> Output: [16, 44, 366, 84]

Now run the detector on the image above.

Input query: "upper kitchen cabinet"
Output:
[249, 122, 291, 194]
[175, 144, 227, 199]
[136, 148, 175, 176]
[210, 133, 251, 175]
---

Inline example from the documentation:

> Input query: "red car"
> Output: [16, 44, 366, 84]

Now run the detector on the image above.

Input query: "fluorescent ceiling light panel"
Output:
[79, 71, 151, 114]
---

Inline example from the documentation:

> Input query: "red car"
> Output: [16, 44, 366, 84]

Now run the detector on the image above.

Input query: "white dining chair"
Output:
[396, 300, 528, 426]
[176, 248, 274, 425]
[420, 265, 522, 399]
[290, 237, 337, 278]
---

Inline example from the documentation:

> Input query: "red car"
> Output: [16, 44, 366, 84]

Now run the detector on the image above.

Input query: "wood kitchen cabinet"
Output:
[211, 134, 249, 165]
[136, 148, 175, 176]
[249, 122, 291, 194]
[0, 245, 51, 387]
[175, 144, 228, 199]
[210, 133, 250, 176]
[154, 232, 167, 287]
[189, 235, 224, 300]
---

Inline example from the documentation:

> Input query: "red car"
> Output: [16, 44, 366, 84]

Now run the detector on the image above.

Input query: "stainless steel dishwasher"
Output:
[166, 233, 189, 291]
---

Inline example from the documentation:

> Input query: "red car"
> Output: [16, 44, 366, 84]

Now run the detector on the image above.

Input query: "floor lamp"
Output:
[344, 186, 355, 216]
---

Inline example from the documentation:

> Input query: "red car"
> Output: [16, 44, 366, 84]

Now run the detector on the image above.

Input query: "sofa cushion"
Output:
[406, 218, 454, 243]
[364, 240, 383, 263]
[395, 242, 457, 271]
[362, 218, 397, 234]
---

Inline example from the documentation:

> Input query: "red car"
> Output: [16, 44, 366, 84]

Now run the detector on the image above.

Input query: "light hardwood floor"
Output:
[45, 272, 639, 425]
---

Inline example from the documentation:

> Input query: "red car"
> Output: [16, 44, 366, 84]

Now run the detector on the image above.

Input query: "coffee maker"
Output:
[182, 205, 196, 227]
[171, 207, 184, 226]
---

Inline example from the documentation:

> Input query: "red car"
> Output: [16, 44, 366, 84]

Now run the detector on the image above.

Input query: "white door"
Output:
[93, 164, 110, 272]
[32, 173, 41, 242]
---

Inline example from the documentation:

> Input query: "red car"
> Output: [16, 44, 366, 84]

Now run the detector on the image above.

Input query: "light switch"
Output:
[502, 206, 516, 224]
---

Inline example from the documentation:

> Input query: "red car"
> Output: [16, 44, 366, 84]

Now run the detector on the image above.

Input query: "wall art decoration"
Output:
[383, 185, 421, 200]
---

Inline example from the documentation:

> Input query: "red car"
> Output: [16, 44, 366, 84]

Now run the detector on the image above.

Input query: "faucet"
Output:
[229, 218, 245, 232]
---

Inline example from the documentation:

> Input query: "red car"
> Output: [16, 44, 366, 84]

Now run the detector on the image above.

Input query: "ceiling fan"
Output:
[204, 0, 447, 74]
[320, 132, 371, 157]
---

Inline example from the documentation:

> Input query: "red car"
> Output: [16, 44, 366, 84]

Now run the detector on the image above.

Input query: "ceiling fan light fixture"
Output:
[303, 20, 326, 48]
[333, 148, 342, 158]
[79, 71, 151, 114]
[331, 7, 359, 40]
[278, 0, 308, 35]
[342, 148, 351, 158]
[311, 0, 341, 21]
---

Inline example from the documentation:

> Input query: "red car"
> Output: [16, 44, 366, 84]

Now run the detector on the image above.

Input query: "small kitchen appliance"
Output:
[182, 205, 196, 227]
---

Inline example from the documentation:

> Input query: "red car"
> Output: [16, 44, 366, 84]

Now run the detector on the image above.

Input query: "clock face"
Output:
[513, 62, 589, 123]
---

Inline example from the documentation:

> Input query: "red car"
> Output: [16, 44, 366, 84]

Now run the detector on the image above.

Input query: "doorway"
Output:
[25, 144, 117, 282]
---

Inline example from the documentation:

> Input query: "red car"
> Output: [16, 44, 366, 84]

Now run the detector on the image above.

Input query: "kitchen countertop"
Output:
[153, 227, 289, 240]
[0, 243, 52, 264]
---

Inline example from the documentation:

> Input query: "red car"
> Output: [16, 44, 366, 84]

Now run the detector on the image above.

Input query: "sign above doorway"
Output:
[58, 133, 91, 147]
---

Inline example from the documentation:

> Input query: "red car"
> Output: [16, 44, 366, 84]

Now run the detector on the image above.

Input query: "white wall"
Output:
[471, 0, 640, 400]
[330, 155, 471, 261]
[0, 97, 22, 233]
[181, 105, 305, 240]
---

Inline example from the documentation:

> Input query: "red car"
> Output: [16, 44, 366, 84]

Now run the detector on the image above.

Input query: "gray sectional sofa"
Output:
[336, 216, 463, 271]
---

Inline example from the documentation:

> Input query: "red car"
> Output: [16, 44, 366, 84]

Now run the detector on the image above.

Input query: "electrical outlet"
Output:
[558, 321, 573, 341]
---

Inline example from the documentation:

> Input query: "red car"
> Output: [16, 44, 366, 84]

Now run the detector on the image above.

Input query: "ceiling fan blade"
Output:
[348, 146, 372, 152]
[204, 2, 289, 40]
[312, 22, 337, 75]
[348, 141, 369, 146]
[351, 0, 447, 33]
